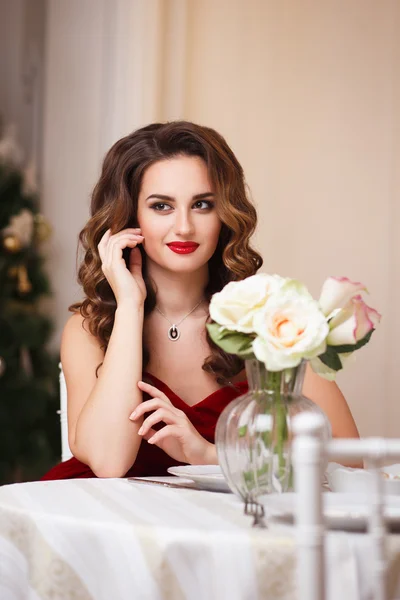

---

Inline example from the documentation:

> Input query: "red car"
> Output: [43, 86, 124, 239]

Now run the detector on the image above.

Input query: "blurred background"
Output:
[0, 0, 399, 483]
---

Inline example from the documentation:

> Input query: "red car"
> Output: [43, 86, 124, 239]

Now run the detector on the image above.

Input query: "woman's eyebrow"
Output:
[145, 192, 215, 202]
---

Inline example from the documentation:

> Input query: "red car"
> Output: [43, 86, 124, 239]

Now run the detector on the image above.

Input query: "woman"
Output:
[42, 121, 359, 480]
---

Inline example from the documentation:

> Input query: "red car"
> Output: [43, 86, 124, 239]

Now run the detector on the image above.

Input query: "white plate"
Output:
[167, 465, 231, 493]
[327, 463, 400, 495]
[260, 492, 400, 531]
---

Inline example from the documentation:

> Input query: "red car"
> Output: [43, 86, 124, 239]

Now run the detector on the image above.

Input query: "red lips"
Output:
[167, 242, 199, 254]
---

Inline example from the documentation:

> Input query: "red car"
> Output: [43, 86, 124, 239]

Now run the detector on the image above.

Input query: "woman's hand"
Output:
[129, 381, 217, 465]
[98, 228, 146, 306]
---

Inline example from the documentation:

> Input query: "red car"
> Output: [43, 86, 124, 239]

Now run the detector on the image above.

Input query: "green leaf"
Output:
[218, 327, 238, 340]
[222, 333, 256, 357]
[206, 323, 227, 343]
[317, 347, 343, 371]
[328, 329, 374, 354]
[206, 323, 256, 357]
[237, 336, 254, 353]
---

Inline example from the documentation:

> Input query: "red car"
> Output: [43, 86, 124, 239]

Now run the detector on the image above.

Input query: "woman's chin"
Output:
[150, 259, 208, 275]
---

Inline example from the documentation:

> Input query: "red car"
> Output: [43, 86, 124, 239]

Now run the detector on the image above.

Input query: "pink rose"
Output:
[318, 276, 367, 318]
[327, 295, 381, 346]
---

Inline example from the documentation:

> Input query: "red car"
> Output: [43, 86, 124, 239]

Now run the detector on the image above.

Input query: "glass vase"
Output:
[215, 359, 331, 502]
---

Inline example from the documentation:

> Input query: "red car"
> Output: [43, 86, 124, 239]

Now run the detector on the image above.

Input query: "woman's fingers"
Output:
[107, 232, 143, 249]
[138, 407, 183, 437]
[141, 427, 157, 442]
[97, 228, 147, 305]
[98, 228, 142, 262]
[102, 234, 143, 269]
[99, 228, 140, 246]
[109, 234, 143, 267]
[137, 381, 172, 405]
[129, 397, 180, 420]
[109, 228, 142, 238]
[147, 425, 180, 445]
[98, 229, 111, 262]
[107, 233, 144, 255]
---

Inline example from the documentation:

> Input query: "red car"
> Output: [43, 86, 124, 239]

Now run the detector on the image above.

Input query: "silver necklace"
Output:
[155, 299, 204, 341]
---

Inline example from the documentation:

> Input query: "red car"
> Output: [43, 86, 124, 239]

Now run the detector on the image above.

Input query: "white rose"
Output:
[252, 286, 329, 371]
[209, 273, 286, 333]
[311, 277, 381, 380]
[318, 276, 367, 318]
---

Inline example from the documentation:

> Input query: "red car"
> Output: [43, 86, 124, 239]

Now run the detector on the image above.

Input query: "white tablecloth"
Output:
[0, 478, 400, 600]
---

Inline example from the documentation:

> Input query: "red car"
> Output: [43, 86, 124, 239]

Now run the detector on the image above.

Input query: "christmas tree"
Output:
[0, 125, 60, 484]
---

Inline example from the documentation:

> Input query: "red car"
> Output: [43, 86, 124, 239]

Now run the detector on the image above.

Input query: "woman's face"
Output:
[137, 156, 222, 274]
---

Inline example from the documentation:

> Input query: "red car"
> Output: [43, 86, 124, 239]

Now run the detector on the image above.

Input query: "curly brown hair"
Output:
[71, 121, 263, 383]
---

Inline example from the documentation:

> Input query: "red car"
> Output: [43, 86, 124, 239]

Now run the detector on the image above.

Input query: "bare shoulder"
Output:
[61, 312, 103, 356]
[61, 312, 104, 378]
[303, 363, 360, 439]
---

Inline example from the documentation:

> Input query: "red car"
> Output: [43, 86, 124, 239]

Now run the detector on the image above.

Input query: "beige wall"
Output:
[0, 0, 46, 165]
[40, 0, 400, 437]
[388, 3, 400, 439]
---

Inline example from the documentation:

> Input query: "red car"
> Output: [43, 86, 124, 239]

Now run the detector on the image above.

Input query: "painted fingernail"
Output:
[129, 411, 136, 420]
[147, 437, 154, 444]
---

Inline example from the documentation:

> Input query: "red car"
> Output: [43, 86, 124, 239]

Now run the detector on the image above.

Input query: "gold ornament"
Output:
[3, 234, 22, 253]
[17, 265, 32, 294]
[3, 209, 34, 247]
[8, 266, 19, 278]
[34, 213, 52, 242]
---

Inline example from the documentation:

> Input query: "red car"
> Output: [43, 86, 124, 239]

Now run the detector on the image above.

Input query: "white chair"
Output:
[57, 363, 73, 462]
[292, 412, 400, 600]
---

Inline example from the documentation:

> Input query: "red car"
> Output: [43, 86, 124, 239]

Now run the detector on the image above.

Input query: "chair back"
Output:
[292, 413, 400, 600]
[58, 363, 73, 462]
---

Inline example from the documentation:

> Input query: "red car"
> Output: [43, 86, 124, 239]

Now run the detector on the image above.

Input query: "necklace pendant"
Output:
[168, 325, 180, 341]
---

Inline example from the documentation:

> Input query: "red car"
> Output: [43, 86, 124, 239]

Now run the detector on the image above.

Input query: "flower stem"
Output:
[270, 371, 287, 479]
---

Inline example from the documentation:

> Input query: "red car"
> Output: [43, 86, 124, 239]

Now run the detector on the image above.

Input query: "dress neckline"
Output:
[143, 371, 248, 409]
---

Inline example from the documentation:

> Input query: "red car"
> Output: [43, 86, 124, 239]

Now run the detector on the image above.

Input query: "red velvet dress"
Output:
[41, 374, 248, 480]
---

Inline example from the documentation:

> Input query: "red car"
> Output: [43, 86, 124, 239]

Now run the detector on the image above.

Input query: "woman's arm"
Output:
[303, 364, 359, 439]
[303, 363, 362, 467]
[64, 227, 148, 477]
[62, 302, 145, 478]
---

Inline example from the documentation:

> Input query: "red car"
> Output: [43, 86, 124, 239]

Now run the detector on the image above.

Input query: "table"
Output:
[0, 478, 400, 600]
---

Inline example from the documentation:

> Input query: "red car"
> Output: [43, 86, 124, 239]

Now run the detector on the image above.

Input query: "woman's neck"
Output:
[146, 261, 209, 320]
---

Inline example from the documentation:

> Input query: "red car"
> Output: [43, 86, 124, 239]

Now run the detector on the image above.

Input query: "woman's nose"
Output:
[174, 210, 194, 235]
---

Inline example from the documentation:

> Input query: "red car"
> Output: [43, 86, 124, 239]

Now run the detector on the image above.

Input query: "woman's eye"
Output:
[193, 200, 214, 210]
[150, 200, 214, 211]
[150, 203, 171, 211]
